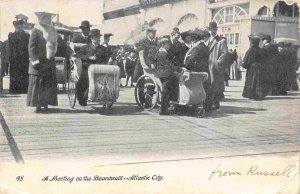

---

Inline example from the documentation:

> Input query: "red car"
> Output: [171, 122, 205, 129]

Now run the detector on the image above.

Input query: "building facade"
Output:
[101, 0, 299, 56]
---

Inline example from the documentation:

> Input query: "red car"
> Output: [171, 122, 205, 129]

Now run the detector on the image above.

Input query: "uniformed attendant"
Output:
[75, 29, 108, 106]
[135, 27, 158, 69]
[72, 20, 91, 44]
[156, 38, 181, 115]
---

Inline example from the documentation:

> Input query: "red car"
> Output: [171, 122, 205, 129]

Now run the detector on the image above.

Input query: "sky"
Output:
[0, 0, 104, 41]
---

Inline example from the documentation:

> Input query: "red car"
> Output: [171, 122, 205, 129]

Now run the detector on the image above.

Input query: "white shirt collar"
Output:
[159, 47, 168, 52]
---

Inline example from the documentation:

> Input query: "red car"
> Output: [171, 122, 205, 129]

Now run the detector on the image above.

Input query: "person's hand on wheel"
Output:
[89, 56, 96, 61]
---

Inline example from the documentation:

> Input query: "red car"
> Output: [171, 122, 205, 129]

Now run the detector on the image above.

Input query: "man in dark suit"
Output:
[72, 20, 91, 44]
[102, 33, 113, 62]
[169, 27, 189, 67]
[184, 28, 212, 112]
[75, 29, 108, 106]
[156, 38, 181, 115]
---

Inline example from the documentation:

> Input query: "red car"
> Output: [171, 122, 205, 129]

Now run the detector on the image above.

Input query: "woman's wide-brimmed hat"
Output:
[191, 28, 210, 40]
[34, 11, 56, 20]
[89, 29, 102, 37]
[79, 20, 91, 29]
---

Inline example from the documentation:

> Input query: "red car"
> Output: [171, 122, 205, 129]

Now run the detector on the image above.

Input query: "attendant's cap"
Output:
[90, 29, 102, 37]
[79, 20, 91, 29]
[146, 27, 156, 33]
[171, 27, 180, 34]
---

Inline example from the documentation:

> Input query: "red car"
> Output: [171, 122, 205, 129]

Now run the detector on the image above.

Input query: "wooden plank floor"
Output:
[0, 76, 299, 164]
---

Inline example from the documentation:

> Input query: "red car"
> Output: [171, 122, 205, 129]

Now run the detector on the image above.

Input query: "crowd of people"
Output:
[242, 34, 299, 100]
[0, 11, 299, 115]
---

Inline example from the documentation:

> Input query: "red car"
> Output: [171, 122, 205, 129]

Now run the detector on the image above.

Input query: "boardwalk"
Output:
[0, 75, 299, 164]
[0, 75, 299, 194]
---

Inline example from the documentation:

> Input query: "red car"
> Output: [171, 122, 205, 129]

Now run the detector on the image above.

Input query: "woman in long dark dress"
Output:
[242, 35, 265, 100]
[27, 12, 58, 113]
[8, 20, 30, 93]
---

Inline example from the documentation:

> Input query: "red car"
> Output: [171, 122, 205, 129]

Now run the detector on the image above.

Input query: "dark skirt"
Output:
[242, 62, 265, 100]
[9, 63, 29, 94]
[27, 73, 58, 107]
[117, 61, 126, 78]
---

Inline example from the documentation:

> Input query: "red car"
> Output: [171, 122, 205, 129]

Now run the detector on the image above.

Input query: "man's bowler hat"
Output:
[79, 20, 91, 29]
[89, 29, 102, 37]
[208, 21, 218, 30]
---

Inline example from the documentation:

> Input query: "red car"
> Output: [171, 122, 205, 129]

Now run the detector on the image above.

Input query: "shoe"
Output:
[131, 84, 134, 87]
[159, 111, 170, 115]
[35, 106, 42, 113]
[213, 101, 220, 110]
[43, 105, 48, 111]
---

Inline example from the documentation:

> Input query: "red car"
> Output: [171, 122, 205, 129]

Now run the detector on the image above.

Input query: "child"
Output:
[124, 52, 137, 87]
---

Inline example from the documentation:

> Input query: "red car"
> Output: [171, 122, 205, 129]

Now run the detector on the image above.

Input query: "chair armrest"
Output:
[139, 50, 149, 70]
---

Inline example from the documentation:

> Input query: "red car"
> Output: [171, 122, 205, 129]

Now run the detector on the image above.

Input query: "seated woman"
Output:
[184, 28, 212, 112]
[75, 29, 108, 106]
[155, 38, 181, 115]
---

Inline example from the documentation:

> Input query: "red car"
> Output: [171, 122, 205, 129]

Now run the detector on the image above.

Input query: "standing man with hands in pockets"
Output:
[206, 21, 228, 110]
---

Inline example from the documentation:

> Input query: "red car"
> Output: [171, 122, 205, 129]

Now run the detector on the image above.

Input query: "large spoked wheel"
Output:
[67, 77, 77, 109]
[134, 75, 160, 110]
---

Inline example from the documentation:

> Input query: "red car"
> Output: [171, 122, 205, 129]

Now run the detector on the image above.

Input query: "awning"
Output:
[274, 37, 299, 44]
[283, 0, 298, 5]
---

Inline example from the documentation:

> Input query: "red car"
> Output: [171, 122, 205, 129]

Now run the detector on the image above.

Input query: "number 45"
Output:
[16, 176, 24, 181]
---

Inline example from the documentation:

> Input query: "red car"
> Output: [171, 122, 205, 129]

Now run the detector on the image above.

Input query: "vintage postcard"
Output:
[0, 0, 299, 193]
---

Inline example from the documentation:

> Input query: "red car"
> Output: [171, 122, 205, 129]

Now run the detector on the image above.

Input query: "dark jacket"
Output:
[169, 40, 189, 67]
[75, 44, 109, 70]
[156, 48, 176, 78]
[185, 41, 210, 73]
[135, 37, 158, 67]
[72, 33, 91, 44]
[28, 28, 56, 76]
[8, 30, 29, 68]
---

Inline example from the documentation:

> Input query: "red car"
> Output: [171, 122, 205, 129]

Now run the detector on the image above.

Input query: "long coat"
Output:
[242, 45, 265, 99]
[8, 30, 30, 93]
[261, 43, 279, 95]
[207, 36, 228, 93]
[27, 26, 58, 107]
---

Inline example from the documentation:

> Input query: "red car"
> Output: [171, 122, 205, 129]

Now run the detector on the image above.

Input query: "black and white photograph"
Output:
[0, 0, 299, 193]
